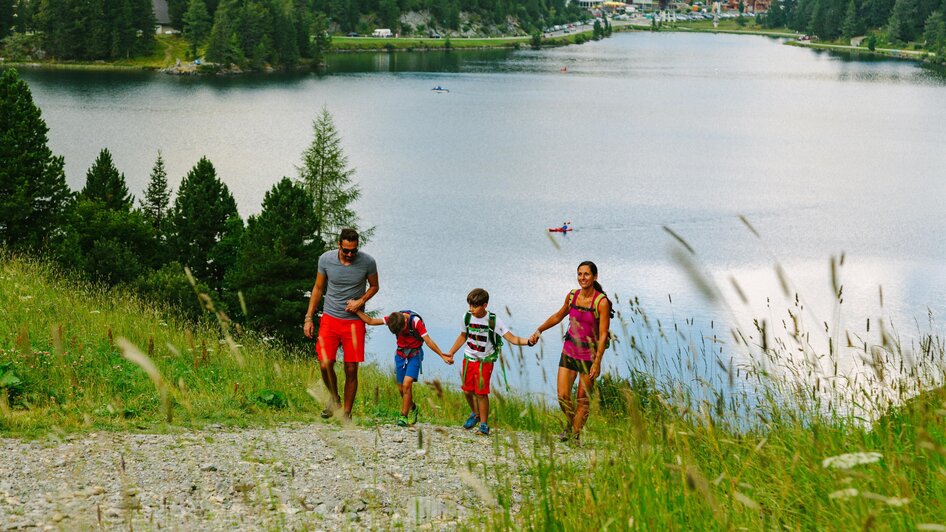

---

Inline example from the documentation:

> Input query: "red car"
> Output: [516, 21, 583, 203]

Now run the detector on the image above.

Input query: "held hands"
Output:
[527, 330, 541, 346]
[439, 352, 455, 365]
[345, 298, 364, 313]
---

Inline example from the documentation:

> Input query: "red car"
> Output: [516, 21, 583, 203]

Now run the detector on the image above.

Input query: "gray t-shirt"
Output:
[318, 249, 378, 320]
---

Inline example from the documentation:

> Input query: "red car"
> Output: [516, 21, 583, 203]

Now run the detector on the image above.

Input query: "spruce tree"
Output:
[0, 0, 13, 38]
[183, 0, 212, 56]
[141, 151, 171, 235]
[0, 68, 72, 251]
[842, 0, 862, 38]
[80, 148, 134, 211]
[225, 178, 325, 342]
[169, 156, 242, 290]
[925, 10, 946, 53]
[297, 107, 371, 243]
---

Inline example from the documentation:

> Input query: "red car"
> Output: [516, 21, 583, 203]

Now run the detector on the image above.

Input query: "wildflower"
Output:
[828, 488, 859, 500]
[821, 452, 882, 469]
[861, 491, 910, 507]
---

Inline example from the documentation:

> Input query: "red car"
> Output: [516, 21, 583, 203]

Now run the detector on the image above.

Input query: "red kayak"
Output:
[548, 227, 573, 233]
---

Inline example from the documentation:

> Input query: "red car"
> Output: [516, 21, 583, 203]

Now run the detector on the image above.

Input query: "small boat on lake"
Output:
[431, 86, 449, 93]
[548, 227, 573, 233]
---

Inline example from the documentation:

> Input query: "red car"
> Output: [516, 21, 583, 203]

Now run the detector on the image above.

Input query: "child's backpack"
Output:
[565, 289, 614, 350]
[395, 310, 424, 358]
[463, 311, 503, 362]
[399, 310, 424, 342]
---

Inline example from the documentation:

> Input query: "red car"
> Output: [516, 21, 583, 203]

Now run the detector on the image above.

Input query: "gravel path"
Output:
[0, 422, 540, 530]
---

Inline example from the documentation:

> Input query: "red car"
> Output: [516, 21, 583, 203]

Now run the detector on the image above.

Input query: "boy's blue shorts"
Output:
[395, 349, 423, 384]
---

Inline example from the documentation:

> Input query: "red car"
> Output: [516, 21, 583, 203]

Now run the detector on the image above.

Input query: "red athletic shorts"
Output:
[461, 359, 494, 395]
[316, 314, 366, 363]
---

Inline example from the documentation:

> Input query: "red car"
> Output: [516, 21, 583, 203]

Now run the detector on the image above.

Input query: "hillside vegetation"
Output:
[2, 254, 945, 528]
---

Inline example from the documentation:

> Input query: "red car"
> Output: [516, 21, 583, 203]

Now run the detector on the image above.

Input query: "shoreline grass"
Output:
[2, 250, 945, 528]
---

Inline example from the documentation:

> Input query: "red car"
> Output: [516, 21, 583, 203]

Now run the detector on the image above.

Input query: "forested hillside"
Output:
[762, 0, 946, 53]
[0, 0, 582, 67]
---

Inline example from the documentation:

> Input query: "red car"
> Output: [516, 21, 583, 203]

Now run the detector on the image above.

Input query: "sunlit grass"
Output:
[0, 253, 549, 437]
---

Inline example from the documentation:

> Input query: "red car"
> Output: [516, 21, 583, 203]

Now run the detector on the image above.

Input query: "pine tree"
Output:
[80, 148, 134, 211]
[169, 156, 242, 290]
[842, 0, 862, 38]
[297, 107, 371, 243]
[183, 0, 212, 56]
[925, 10, 946, 53]
[225, 178, 325, 341]
[0, 68, 73, 251]
[888, 0, 919, 42]
[0, 0, 14, 38]
[141, 151, 171, 234]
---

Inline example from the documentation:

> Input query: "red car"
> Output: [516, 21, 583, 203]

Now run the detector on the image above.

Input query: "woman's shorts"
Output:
[559, 352, 593, 374]
[395, 350, 423, 384]
[461, 359, 494, 395]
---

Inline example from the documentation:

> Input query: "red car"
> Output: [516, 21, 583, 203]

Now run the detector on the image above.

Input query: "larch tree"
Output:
[297, 107, 372, 243]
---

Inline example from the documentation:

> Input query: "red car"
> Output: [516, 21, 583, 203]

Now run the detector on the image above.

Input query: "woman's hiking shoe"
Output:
[463, 412, 479, 430]
[396, 415, 409, 427]
[410, 403, 419, 425]
[477, 422, 490, 436]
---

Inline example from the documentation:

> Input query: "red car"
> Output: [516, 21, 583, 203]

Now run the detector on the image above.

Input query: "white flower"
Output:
[821, 452, 882, 469]
[828, 488, 859, 500]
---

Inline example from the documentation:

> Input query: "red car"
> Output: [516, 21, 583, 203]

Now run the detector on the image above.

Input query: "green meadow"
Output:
[1, 252, 944, 529]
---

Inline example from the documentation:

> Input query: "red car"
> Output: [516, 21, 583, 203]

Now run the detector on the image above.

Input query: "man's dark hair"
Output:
[467, 288, 489, 307]
[339, 228, 359, 243]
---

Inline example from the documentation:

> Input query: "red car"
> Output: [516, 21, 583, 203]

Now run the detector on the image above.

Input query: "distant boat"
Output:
[548, 227, 573, 233]
[431, 86, 449, 93]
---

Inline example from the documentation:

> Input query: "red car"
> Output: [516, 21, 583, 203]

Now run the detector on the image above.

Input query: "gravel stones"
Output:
[0, 423, 533, 530]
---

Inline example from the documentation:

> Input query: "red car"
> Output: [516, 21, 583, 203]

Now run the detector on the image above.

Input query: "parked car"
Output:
[346, 32, 359, 37]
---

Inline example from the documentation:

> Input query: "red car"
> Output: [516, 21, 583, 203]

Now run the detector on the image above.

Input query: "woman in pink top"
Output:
[530, 261, 611, 442]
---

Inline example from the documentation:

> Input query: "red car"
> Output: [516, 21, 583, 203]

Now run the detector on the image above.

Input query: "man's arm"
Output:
[346, 272, 379, 313]
[303, 272, 327, 338]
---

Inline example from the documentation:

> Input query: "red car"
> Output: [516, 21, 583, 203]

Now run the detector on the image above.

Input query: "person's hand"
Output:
[441, 353, 454, 365]
[304, 319, 315, 338]
[589, 362, 601, 380]
[528, 331, 541, 345]
[345, 298, 363, 313]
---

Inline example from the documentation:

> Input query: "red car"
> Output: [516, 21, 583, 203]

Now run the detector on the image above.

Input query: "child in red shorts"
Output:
[447, 288, 534, 436]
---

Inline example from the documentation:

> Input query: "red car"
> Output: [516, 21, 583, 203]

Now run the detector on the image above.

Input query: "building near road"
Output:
[152, 0, 178, 34]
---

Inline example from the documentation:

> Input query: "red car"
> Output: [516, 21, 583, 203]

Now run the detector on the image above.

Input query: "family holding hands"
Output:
[304, 229, 612, 442]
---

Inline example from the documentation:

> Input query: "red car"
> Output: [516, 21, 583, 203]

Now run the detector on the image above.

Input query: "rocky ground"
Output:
[0, 421, 544, 530]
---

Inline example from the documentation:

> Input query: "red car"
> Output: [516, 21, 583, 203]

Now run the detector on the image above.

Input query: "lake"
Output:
[16, 32, 946, 400]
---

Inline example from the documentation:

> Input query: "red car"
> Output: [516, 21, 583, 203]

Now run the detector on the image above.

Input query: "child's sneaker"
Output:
[396, 415, 409, 427]
[477, 422, 490, 436]
[410, 403, 419, 425]
[462, 412, 479, 430]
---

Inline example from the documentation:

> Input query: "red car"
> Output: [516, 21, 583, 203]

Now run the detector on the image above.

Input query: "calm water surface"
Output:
[18, 33, 946, 397]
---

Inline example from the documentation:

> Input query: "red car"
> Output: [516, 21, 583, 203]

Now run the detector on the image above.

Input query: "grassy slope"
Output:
[1, 254, 944, 528]
[0, 254, 549, 437]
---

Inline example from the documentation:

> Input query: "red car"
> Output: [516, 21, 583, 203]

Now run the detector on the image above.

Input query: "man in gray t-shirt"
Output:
[303, 228, 379, 420]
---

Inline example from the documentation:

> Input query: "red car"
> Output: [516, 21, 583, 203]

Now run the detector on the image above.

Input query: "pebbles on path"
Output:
[0, 422, 536, 530]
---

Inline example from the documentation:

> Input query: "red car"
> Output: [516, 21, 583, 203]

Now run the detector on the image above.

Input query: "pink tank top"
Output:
[562, 290, 601, 362]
